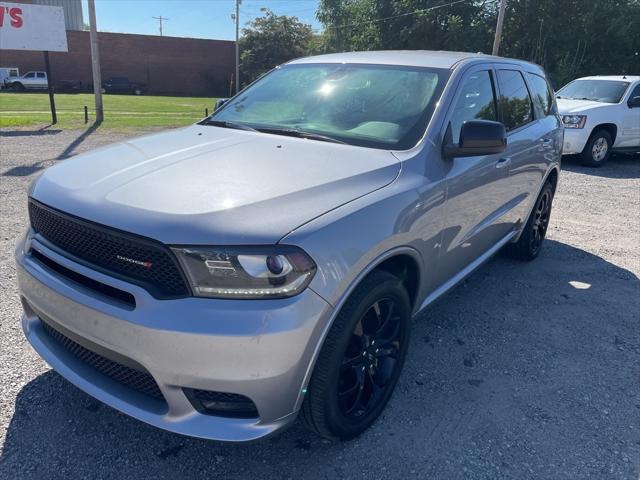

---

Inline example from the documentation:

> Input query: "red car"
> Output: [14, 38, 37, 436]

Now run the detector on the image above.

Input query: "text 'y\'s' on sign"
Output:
[0, 2, 68, 52]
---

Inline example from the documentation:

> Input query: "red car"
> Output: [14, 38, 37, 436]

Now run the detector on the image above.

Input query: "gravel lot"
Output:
[1, 127, 638, 479]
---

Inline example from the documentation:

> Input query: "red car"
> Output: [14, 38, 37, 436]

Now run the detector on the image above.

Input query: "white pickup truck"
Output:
[557, 75, 640, 166]
[8, 71, 48, 91]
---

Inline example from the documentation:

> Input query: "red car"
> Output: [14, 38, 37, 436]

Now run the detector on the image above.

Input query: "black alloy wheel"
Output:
[530, 188, 551, 256]
[504, 181, 555, 261]
[301, 270, 411, 440]
[338, 298, 403, 418]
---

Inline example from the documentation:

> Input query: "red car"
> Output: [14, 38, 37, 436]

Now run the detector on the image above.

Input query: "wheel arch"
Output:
[590, 123, 618, 145]
[512, 165, 560, 242]
[294, 246, 424, 411]
[545, 166, 560, 194]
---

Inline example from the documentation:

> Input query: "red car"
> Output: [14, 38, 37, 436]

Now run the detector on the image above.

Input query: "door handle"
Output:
[495, 157, 511, 169]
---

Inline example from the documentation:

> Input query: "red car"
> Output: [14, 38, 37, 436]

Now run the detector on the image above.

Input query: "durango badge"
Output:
[116, 255, 153, 268]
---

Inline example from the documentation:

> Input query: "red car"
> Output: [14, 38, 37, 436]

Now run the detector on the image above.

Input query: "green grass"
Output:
[0, 92, 216, 130]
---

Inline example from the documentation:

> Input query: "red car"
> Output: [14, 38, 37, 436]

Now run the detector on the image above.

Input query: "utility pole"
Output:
[152, 15, 168, 36]
[234, 0, 241, 93]
[492, 0, 507, 56]
[88, 0, 103, 123]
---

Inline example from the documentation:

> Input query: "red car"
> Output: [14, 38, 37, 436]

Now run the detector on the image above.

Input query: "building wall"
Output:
[0, 31, 235, 96]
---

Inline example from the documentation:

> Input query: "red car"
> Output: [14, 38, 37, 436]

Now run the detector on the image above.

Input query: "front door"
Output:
[619, 83, 640, 148]
[436, 66, 516, 285]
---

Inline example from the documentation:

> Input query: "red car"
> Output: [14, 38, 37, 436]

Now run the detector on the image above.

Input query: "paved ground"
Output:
[1, 127, 639, 479]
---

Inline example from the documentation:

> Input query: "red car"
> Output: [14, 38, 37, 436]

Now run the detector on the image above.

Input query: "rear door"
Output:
[436, 65, 516, 285]
[619, 82, 640, 148]
[494, 67, 553, 227]
[36, 72, 47, 89]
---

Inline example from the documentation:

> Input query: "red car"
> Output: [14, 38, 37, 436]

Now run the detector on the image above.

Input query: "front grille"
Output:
[41, 319, 164, 402]
[184, 388, 258, 418]
[28, 199, 189, 299]
[31, 249, 136, 308]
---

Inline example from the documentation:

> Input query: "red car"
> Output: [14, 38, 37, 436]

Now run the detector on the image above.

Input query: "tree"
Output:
[317, 0, 492, 53]
[239, 10, 314, 85]
[316, 0, 640, 87]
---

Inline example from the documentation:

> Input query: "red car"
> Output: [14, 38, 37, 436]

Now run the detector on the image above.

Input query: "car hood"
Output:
[556, 98, 613, 114]
[31, 125, 400, 245]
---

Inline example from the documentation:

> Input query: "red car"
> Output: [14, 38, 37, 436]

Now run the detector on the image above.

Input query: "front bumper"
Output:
[16, 234, 333, 442]
[562, 128, 591, 155]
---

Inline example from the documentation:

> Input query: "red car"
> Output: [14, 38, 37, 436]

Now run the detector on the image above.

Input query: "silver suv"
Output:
[16, 51, 563, 441]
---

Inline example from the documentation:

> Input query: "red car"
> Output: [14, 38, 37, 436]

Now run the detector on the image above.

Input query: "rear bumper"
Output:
[16, 232, 333, 441]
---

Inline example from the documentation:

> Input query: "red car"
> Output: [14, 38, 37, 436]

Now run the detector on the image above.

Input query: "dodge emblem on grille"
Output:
[116, 255, 153, 268]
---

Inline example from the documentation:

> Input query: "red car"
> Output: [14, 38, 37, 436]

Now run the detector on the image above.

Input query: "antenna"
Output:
[152, 15, 169, 36]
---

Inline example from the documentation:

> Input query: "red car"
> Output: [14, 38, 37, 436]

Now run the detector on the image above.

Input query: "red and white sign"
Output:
[0, 2, 67, 52]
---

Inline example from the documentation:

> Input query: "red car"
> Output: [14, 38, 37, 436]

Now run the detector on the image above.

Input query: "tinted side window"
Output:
[526, 72, 554, 116]
[450, 70, 497, 143]
[496, 70, 533, 131]
[37, 72, 46, 79]
[25, 72, 35, 78]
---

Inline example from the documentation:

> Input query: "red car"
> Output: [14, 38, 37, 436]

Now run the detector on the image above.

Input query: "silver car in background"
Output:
[15, 51, 563, 441]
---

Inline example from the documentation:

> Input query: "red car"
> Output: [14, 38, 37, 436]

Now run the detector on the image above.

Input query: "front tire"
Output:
[580, 129, 612, 167]
[505, 181, 554, 261]
[301, 270, 411, 440]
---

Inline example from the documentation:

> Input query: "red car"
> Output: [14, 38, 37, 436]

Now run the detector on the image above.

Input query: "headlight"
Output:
[172, 245, 316, 299]
[562, 115, 587, 129]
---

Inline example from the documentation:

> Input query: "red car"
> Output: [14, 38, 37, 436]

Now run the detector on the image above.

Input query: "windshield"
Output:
[557, 79, 630, 103]
[209, 63, 450, 150]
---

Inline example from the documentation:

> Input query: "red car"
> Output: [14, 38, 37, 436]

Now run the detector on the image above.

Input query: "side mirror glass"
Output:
[444, 120, 507, 158]
[214, 98, 229, 111]
[627, 95, 640, 108]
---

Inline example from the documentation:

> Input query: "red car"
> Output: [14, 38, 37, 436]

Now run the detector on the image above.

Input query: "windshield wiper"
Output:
[199, 119, 258, 132]
[257, 127, 347, 144]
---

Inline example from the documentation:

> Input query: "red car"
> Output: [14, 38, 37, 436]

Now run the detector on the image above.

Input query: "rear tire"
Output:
[505, 181, 554, 261]
[301, 270, 411, 440]
[580, 129, 612, 167]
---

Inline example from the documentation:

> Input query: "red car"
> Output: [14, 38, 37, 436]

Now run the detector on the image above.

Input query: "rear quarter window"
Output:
[526, 72, 555, 117]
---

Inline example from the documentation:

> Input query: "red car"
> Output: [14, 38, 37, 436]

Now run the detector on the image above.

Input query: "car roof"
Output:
[574, 75, 640, 82]
[287, 50, 536, 70]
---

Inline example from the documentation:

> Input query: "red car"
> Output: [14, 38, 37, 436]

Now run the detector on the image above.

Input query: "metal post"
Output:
[84, 105, 89, 123]
[88, 0, 103, 123]
[235, 0, 240, 93]
[492, 0, 507, 56]
[43, 51, 57, 124]
[205, 108, 209, 117]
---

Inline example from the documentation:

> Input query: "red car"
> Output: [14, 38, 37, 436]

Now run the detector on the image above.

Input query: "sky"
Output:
[80, 0, 322, 41]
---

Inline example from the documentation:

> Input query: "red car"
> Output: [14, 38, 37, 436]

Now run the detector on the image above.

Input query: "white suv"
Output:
[557, 75, 640, 166]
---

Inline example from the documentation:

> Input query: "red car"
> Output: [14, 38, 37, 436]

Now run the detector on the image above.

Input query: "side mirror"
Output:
[627, 95, 640, 108]
[214, 98, 229, 111]
[444, 120, 507, 158]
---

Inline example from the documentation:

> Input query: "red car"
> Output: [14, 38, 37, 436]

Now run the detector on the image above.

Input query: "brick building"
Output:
[0, 30, 236, 96]
[0, 0, 235, 96]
